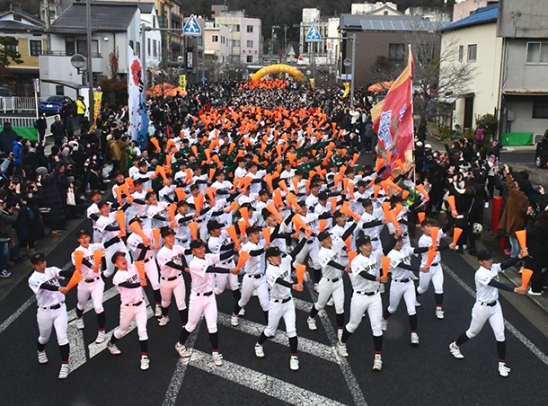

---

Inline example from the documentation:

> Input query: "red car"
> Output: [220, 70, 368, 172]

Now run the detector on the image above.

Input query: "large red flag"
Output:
[371, 48, 414, 172]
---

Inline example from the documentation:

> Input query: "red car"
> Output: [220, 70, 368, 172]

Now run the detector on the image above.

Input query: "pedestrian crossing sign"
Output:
[305, 25, 322, 42]
[183, 15, 201, 36]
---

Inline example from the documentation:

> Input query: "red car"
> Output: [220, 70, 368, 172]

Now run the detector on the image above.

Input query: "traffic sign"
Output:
[183, 15, 201, 36]
[305, 24, 322, 42]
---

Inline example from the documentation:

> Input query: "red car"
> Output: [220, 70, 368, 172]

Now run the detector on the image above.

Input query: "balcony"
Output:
[39, 51, 104, 75]
[42, 50, 102, 58]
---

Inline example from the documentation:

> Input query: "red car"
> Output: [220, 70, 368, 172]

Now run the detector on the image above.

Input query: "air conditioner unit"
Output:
[507, 109, 515, 122]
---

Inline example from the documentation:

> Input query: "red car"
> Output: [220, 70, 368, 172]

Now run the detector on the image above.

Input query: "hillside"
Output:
[0, 0, 39, 14]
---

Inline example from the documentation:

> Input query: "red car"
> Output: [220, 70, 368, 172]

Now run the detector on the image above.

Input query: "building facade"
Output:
[204, 21, 229, 80]
[214, 9, 262, 66]
[453, 0, 499, 23]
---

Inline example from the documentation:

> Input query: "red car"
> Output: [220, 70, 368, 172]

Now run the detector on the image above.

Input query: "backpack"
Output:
[475, 128, 485, 143]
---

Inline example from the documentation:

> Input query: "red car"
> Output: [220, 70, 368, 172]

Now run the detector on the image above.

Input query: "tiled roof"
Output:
[442, 4, 498, 32]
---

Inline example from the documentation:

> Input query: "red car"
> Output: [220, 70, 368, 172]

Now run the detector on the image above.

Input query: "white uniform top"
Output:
[112, 264, 143, 305]
[280, 169, 295, 180]
[157, 245, 186, 279]
[387, 207, 409, 236]
[296, 212, 320, 239]
[254, 200, 268, 227]
[159, 184, 176, 204]
[351, 250, 383, 293]
[305, 194, 319, 211]
[208, 232, 235, 267]
[95, 213, 120, 243]
[72, 243, 104, 279]
[289, 179, 308, 202]
[237, 194, 254, 206]
[86, 203, 100, 229]
[314, 202, 331, 216]
[126, 229, 154, 261]
[246, 171, 266, 195]
[360, 210, 384, 240]
[475, 263, 504, 303]
[147, 202, 169, 229]
[418, 231, 446, 266]
[128, 166, 140, 178]
[188, 254, 223, 293]
[352, 191, 367, 216]
[266, 255, 293, 300]
[132, 170, 154, 191]
[331, 224, 349, 258]
[174, 213, 191, 241]
[318, 237, 346, 279]
[28, 267, 65, 308]
[241, 241, 266, 275]
[387, 246, 415, 280]
[131, 190, 148, 218]
[269, 222, 289, 253]
[234, 167, 247, 179]
[211, 180, 233, 196]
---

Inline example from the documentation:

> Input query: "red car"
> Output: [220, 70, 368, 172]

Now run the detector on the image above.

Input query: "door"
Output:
[463, 96, 474, 130]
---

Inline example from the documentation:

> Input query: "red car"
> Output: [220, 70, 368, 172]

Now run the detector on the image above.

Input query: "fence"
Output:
[0, 115, 56, 140]
[0, 97, 37, 113]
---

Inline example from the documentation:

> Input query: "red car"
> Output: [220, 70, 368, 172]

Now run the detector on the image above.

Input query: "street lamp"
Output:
[70, 54, 87, 85]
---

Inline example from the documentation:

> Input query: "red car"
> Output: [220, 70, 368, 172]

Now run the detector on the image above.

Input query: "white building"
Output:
[214, 9, 262, 65]
[39, 2, 143, 98]
[204, 21, 230, 80]
[405, 7, 452, 23]
[351, 2, 400, 15]
[298, 9, 339, 66]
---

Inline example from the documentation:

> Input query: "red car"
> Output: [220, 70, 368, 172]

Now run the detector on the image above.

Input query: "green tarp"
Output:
[501, 132, 533, 146]
[0, 126, 38, 142]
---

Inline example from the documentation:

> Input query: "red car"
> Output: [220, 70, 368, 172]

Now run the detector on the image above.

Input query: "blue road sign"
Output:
[183, 15, 201, 36]
[305, 24, 322, 42]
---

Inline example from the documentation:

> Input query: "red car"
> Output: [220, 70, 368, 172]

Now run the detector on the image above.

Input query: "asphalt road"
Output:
[499, 151, 536, 167]
[1, 219, 548, 406]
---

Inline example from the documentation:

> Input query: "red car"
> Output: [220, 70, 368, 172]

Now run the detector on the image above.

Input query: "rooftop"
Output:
[340, 14, 444, 32]
[442, 4, 498, 32]
[90, 1, 155, 14]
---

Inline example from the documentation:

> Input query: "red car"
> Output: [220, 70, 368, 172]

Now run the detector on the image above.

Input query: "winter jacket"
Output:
[34, 164, 65, 227]
[0, 208, 18, 238]
[0, 123, 18, 153]
[524, 222, 548, 270]
[499, 175, 529, 238]
[12, 141, 22, 166]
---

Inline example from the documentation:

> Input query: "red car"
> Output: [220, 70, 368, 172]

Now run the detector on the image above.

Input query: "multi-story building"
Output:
[298, 9, 339, 66]
[453, 0, 499, 23]
[214, 8, 262, 66]
[39, 2, 142, 97]
[204, 21, 229, 80]
[0, 7, 46, 95]
[351, 2, 400, 16]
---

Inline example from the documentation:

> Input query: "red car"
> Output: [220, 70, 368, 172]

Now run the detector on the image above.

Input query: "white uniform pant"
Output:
[264, 298, 297, 338]
[142, 258, 160, 290]
[315, 278, 345, 314]
[76, 278, 105, 313]
[160, 275, 187, 310]
[387, 280, 416, 316]
[104, 242, 130, 278]
[114, 302, 148, 340]
[238, 274, 269, 311]
[198, 222, 208, 241]
[93, 230, 102, 244]
[295, 240, 320, 269]
[418, 264, 444, 295]
[346, 291, 383, 336]
[37, 304, 69, 346]
[214, 272, 240, 294]
[185, 292, 218, 333]
[466, 301, 505, 341]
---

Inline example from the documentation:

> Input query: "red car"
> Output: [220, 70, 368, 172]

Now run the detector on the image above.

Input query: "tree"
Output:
[0, 36, 24, 84]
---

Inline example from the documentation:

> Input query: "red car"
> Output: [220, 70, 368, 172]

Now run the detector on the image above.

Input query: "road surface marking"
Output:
[188, 349, 347, 406]
[442, 263, 548, 367]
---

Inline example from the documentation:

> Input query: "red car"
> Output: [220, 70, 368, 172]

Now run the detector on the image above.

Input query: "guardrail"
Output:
[0, 97, 37, 113]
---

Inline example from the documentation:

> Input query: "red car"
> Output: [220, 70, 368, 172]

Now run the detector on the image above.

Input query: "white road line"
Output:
[189, 349, 347, 406]
[217, 312, 338, 363]
[0, 260, 73, 336]
[161, 320, 203, 406]
[442, 263, 548, 367]
[300, 274, 368, 406]
[67, 286, 119, 322]
[67, 321, 86, 371]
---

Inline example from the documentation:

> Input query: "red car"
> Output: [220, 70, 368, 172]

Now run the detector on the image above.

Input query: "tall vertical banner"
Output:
[90, 91, 103, 130]
[371, 48, 414, 171]
[128, 45, 149, 149]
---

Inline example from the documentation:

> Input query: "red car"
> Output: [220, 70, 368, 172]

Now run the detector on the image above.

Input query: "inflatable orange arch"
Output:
[251, 64, 307, 82]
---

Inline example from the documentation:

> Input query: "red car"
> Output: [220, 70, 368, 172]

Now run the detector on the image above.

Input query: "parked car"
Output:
[38, 95, 75, 116]
[535, 129, 548, 168]
[0, 87, 14, 97]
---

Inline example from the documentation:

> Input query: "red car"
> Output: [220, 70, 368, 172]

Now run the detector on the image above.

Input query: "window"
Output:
[247, 40, 253, 48]
[147, 38, 151, 56]
[153, 40, 157, 57]
[221, 36, 225, 44]
[29, 40, 42, 57]
[153, 15, 156, 29]
[66, 38, 99, 56]
[247, 25, 253, 33]
[458, 45, 464, 62]
[246, 55, 253, 63]
[467, 44, 477, 62]
[236, 24, 240, 32]
[129, 40, 134, 50]
[3, 43, 17, 52]
[136, 42, 140, 58]
[388, 43, 406, 64]
[526, 42, 548, 63]
[55, 85, 64, 95]
[533, 98, 548, 118]
[232, 40, 240, 47]
[212, 35, 219, 43]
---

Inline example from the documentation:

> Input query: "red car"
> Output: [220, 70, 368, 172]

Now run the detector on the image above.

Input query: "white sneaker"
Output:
[155, 305, 162, 317]
[58, 364, 69, 380]
[528, 289, 543, 296]
[498, 362, 511, 377]
[76, 318, 85, 330]
[314, 283, 319, 292]
[326, 297, 334, 306]
[379, 284, 385, 294]
[140, 355, 150, 370]
[381, 318, 387, 331]
[337, 341, 348, 357]
[107, 343, 121, 355]
[290, 355, 299, 371]
[212, 352, 223, 366]
[175, 342, 190, 358]
[372, 355, 383, 371]
[238, 308, 246, 316]
[95, 330, 106, 344]
[411, 332, 419, 345]
[231, 314, 239, 327]
[436, 307, 445, 319]
[254, 343, 265, 358]
[337, 329, 343, 341]
[37, 351, 48, 364]
[449, 342, 464, 359]
[307, 316, 317, 331]
[159, 316, 170, 326]
[415, 300, 422, 307]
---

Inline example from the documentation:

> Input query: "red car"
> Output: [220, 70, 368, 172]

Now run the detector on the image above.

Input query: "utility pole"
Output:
[283, 24, 288, 63]
[44, 0, 51, 51]
[270, 25, 279, 60]
[86, 0, 94, 121]
[350, 33, 356, 107]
